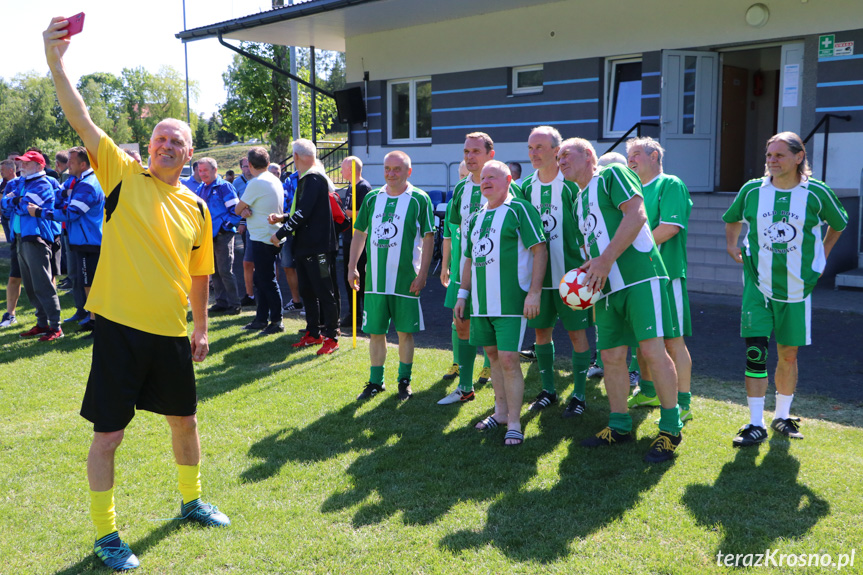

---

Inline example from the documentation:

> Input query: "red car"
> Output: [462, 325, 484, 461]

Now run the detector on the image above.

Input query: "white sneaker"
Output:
[0, 313, 17, 327]
[437, 388, 475, 405]
[586, 363, 604, 378]
[629, 370, 640, 387]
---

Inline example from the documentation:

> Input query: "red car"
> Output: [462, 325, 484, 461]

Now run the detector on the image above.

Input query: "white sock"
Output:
[774, 393, 794, 420]
[747, 396, 765, 428]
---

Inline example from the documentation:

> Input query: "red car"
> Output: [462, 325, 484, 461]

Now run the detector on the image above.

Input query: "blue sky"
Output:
[3, 0, 276, 117]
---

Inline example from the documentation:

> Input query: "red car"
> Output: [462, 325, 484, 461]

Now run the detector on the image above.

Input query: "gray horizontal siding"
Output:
[815, 28, 863, 132]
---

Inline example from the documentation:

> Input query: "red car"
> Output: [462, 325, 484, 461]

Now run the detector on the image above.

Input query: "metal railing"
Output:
[802, 113, 852, 183]
[279, 140, 350, 184]
[602, 122, 659, 157]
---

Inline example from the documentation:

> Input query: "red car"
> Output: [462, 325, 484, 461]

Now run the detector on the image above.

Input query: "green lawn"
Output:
[1, 265, 861, 574]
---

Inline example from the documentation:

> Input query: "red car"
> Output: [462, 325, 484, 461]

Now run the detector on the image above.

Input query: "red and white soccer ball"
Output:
[559, 268, 601, 310]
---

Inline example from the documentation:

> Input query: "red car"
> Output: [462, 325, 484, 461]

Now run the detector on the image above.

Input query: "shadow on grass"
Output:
[52, 520, 179, 575]
[0, 323, 95, 364]
[195, 329, 321, 402]
[242, 370, 675, 562]
[681, 438, 829, 560]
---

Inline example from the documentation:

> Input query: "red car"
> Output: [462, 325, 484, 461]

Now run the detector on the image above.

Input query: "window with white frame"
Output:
[512, 65, 543, 95]
[603, 57, 643, 138]
[388, 77, 432, 144]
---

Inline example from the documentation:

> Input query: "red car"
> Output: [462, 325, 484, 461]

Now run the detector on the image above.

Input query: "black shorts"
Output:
[50, 237, 62, 277]
[78, 250, 100, 287]
[9, 238, 21, 279]
[80, 315, 197, 432]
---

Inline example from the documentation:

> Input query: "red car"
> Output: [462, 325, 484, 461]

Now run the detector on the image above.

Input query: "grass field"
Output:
[1, 260, 861, 574]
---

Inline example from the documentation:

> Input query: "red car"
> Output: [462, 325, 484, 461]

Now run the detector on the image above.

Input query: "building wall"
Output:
[344, 0, 863, 83]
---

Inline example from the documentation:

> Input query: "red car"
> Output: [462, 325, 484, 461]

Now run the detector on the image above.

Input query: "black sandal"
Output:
[475, 415, 500, 431]
[503, 430, 524, 445]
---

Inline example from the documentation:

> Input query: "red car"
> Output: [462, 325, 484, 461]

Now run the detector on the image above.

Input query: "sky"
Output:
[1, 0, 277, 118]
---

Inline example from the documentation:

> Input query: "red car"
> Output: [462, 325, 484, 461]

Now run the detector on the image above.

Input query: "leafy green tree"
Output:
[194, 113, 210, 149]
[220, 43, 339, 161]
[0, 73, 63, 158]
[120, 66, 198, 151]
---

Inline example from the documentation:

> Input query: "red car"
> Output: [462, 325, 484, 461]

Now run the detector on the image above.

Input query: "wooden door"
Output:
[719, 65, 748, 191]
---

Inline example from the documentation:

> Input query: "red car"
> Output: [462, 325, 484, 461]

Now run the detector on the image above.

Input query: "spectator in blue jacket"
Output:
[30, 147, 105, 332]
[1, 160, 23, 328]
[2, 151, 63, 341]
[196, 157, 242, 314]
[279, 168, 303, 313]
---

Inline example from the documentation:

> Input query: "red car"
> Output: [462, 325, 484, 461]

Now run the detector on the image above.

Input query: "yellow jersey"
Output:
[88, 132, 214, 336]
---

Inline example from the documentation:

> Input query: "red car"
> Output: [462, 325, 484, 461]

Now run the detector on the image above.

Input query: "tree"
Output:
[194, 113, 210, 149]
[220, 42, 340, 160]
[0, 73, 63, 158]
[120, 66, 198, 151]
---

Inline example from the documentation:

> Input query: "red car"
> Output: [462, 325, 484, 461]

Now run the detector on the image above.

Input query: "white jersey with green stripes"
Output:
[463, 196, 545, 317]
[448, 177, 487, 286]
[521, 169, 585, 289]
[722, 176, 848, 302]
[354, 183, 435, 298]
[573, 164, 667, 296]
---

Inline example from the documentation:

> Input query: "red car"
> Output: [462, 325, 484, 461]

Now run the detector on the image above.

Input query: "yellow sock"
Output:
[90, 488, 117, 540]
[177, 463, 202, 505]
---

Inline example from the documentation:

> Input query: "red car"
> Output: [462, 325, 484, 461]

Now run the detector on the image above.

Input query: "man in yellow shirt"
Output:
[44, 17, 229, 571]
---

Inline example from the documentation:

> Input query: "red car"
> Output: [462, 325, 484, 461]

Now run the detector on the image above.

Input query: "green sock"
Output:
[483, 350, 490, 368]
[369, 366, 384, 385]
[629, 354, 639, 373]
[570, 350, 591, 401]
[678, 391, 692, 411]
[458, 339, 477, 393]
[608, 412, 633, 434]
[451, 323, 459, 365]
[659, 405, 683, 435]
[398, 362, 412, 381]
[639, 379, 656, 397]
[536, 342, 555, 394]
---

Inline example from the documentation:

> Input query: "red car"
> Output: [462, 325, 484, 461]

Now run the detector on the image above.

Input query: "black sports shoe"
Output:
[732, 424, 768, 447]
[771, 417, 804, 439]
[240, 295, 255, 306]
[243, 320, 268, 330]
[519, 344, 537, 361]
[562, 396, 586, 418]
[357, 382, 385, 400]
[396, 378, 413, 401]
[282, 300, 304, 313]
[644, 431, 682, 463]
[581, 426, 633, 447]
[529, 390, 557, 411]
[260, 322, 285, 335]
[225, 306, 242, 315]
[209, 304, 229, 313]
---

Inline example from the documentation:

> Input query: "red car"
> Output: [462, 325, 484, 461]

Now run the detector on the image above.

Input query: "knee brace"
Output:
[745, 337, 769, 379]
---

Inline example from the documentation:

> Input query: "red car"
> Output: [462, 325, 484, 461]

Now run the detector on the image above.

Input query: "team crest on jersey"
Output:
[764, 218, 797, 244]
[473, 237, 494, 259]
[541, 211, 557, 234]
[580, 212, 597, 236]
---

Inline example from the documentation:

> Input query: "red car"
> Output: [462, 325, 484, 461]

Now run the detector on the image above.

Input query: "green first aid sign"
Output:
[819, 34, 835, 58]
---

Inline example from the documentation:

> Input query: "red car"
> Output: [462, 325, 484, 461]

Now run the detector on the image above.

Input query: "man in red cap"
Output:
[1, 150, 63, 341]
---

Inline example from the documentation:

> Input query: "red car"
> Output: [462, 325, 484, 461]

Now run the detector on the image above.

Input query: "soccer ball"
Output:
[559, 268, 601, 310]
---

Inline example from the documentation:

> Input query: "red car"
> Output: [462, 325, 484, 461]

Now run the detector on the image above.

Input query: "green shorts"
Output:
[667, 278, 692, 338]
[741, 280, 811, 346]
[469, 316, 527, 352]
[363, 293, 425, 334]
[444, 280, 459, 309]
[595, 278, 672, 350]
[527, 288, 592, 331]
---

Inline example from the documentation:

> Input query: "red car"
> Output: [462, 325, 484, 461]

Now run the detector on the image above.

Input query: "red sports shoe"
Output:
[38, 328, 64, 342]
[293, 333, 324, 348]
[20, 325, 50, 338]
[316, 338, 339, 355]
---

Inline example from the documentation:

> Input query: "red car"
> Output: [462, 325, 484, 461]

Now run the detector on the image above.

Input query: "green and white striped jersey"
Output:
[441, 200, 462, 286]
[521, 169, 585, 289]
[573, 164, 667, 296]
[722, 176, 848, 302]
[447, 176, 522, 286]
[463, 196, 545, 317]
[642, 173, 692, 280]
[354, 184, 435, 298]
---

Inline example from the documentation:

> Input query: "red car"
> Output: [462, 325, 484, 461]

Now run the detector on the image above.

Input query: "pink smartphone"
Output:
[65, 12, 85, 37]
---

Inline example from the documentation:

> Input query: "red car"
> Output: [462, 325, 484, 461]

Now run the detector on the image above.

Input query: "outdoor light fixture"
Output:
[745, 3, 770, 28]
